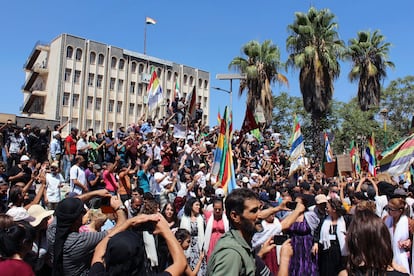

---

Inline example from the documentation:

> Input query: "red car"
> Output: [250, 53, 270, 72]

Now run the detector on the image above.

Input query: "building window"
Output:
[95, 120, 101, 131]
[116, 101, 122, 113]
[88, 73, 95, 86]
[204, 80, 208, 89]
[119, 59, 125, 70]
[87, 96, 93, 109]
[137, 104, 143, 115]
[86, 119, 92, 128]
[138, 84, 143, 96]
[198, 78, 203, 88]
[130, 82, 136, 94]
[118, 79, 124, 92]
[184, 75, 188, 84]
[95, 98, 102, 110]
[129, 103, 134, 115]
[75, 49, 82, 61]
[157, 68, 162, 78]
[204, 97, 208, 108]
[109, 78, 115, 91]
[131, 62, 137, 73]
[64, 69, 72, 82]
[72, 94, 79, 106]
[111, 57, 117, 69]
[66, 46, 73, 59]
[138, 64, 144, 73]
[166, 89, 171, 100]
[90, 52, 96, 64]
[97, 75, 103, 88]
[108, 100, 114, 112]
[167, 71, 172, 81]
[98, 54, 104, 65]
[62, 93, 70, 106]
[74, 70, 81, 84]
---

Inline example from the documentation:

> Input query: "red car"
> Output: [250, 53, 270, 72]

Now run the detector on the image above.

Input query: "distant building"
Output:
[21, 33, 210, 133]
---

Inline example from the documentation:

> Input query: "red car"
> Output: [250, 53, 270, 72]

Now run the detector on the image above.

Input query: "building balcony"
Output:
[21, 91, 46, 113]
[22, 72, 39, 92]
[23, 42, 49, 70]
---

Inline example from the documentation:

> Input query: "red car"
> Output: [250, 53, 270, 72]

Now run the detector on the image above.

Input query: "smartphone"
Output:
[274, 234, 289, 245]
[286, 201, 297, 210]
[100, 197, 115, 214]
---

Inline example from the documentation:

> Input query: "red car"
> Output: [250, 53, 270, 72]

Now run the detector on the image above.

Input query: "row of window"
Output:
[66, 46, 209, 88]
[62, 93, 147, 115]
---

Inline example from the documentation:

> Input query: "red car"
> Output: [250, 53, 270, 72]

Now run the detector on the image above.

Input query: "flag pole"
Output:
[144, 20, 147, 55]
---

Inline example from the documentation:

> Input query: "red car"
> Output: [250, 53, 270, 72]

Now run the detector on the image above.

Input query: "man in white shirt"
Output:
[70, 155, 88, 195]
[45, 162, 65, 210]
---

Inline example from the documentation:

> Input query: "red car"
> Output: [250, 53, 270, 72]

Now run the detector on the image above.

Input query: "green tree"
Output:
[345, 30, 394, 111]
[229, 40, 288, 126]
[286, 7, 345, 159]
[381, 76, 414, 145]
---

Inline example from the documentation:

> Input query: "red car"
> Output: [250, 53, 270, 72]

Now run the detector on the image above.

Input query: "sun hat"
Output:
[315, 194, 328, 205]
[27, 204, 54, 227]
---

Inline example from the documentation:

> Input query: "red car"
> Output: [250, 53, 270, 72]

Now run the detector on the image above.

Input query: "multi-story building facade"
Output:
[21, 33, 210, 133]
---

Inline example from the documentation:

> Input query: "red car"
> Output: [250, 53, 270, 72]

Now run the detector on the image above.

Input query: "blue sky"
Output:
[1, 0, 413, 129]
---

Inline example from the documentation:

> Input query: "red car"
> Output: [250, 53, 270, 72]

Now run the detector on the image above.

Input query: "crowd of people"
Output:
[0, 112, 413, 276]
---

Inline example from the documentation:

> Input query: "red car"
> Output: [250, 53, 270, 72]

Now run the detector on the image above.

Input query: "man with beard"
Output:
[207, 188, 305, 276]
[7, 155, 32, 186]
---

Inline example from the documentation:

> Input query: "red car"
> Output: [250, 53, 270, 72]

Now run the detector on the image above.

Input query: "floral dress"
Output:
[186, 221, 206, 276]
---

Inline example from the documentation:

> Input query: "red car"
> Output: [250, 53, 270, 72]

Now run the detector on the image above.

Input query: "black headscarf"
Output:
[104, 230, 146, 276]
[52, 197, 84, 276]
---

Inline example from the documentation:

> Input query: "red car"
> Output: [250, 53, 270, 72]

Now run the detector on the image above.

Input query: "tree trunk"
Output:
[311, 114, 324, 163]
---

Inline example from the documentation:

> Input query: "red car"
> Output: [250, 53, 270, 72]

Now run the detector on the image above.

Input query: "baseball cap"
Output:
[20, 155, 30, 161]
[6, 207, 36, 223]
[215, 188, 225, 198]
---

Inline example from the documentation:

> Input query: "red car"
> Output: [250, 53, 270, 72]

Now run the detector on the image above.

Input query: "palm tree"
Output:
[286, 7, 344, 159]
[229, 40, 287, 126]
[345, 30, 394, 111]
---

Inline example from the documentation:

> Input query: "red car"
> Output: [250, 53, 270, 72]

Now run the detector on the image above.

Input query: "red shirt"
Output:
[0, 259, 35, 276]
[65, 135, 77, 155]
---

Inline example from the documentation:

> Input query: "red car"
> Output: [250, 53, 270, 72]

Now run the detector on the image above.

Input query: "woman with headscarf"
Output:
[48, 192, 125, 276]
[89, 215, 186, 276]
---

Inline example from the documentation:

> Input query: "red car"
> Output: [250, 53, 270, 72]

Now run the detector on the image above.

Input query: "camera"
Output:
[286, 201, 297, 210]
[133, 221, 156, 234]
[273, 234, 289, 245]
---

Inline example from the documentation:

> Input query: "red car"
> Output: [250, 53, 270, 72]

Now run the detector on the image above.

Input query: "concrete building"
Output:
[21, 33, 210, 133]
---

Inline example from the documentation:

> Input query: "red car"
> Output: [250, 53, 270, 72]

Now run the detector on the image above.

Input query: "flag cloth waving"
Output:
[364, 134, 376, 176]
[289, 116, 306, 162]
[289, 115, 306, 176]
[147, 69, 163, 113]
[145, 17, 156, 24]
[324, 133, 333, 162]
[379, 133, 414, 176]
[211, 107, 237, 195]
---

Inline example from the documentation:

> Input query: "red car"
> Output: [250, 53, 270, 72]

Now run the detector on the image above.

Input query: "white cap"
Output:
[215, 188, 225, 198]
[20, 155, 30, 161]
[242, 176, 249, 183]
[6, 207, 35, 222]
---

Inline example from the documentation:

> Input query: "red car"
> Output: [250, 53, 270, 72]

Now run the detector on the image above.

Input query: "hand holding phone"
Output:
[286, 201, 297, 210]
[274, 234, 289, 245]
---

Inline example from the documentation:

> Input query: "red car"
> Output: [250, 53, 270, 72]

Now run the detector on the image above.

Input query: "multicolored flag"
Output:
[364, 134, 376, 176]
[145, 17, 157, 25]
[324, 133, 333, 162]
[211, 107, 237, 195]
[186, 86, 196, 120]
[289, 115, 306, 162]
[173, 77, 180, 100]
[147, 69, 163, 113]
[349, 140, 361, 175]
[379, 133, 414, 176]
[217, 107, 221, 125]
